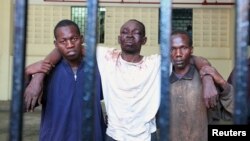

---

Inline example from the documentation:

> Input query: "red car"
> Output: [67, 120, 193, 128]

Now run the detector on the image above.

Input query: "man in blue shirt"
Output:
[30, 19, 106, 141]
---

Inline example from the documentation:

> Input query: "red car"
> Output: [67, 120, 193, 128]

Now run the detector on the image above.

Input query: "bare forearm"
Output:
[44, 48, 62, 66]
[32, 73, 46, 83]
[24, 64, 34, 83]
[202, 75, 218, 108]
[24, 59, 54, 83]
[24, 64, 37, 86]
[193, 55, 217, 108]
[192, 55, 211, 70]
[24, 73, 46, 111]
[24, 71, 31, 87]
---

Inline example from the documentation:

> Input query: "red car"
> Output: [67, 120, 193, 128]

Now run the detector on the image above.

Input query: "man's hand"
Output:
[200, 66, 227, 89]
[24, 73, 45, 112]
[192, 55, 218, 108]
[202, 75, 218, 108]
[26, 60, 54, 76]
[200, 65, 222, 108]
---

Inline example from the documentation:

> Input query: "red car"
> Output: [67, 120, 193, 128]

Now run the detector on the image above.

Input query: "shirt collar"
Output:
[170, 64, 196, 83]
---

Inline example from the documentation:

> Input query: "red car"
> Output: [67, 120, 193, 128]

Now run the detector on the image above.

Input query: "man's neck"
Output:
[173, 64, 191, 76]
[121, 52, 143, 63]
[66, 56, 83, 68]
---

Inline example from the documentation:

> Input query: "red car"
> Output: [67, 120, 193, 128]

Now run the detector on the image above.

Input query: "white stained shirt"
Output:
[97, 47, 161, 141]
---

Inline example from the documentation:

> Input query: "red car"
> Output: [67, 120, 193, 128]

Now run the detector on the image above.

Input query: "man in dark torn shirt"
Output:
[169, 30, 234, 141]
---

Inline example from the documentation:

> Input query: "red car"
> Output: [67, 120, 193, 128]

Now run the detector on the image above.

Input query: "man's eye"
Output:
[183, 47, 188, 50]
[59, 40, 66, 44]
[134, 31, 141, 35]
[122, 31, 128, 34]
[121, 29, 129, 34]
[72, 37, 78, 41]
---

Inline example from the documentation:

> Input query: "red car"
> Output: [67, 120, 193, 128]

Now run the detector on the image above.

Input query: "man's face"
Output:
[54, 25, 83, 62]
[171, 34, 193, 71]
[118, 21, 147, 54]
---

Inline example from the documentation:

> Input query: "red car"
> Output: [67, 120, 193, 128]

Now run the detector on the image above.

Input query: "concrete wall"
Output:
[0, 0, 13, 100]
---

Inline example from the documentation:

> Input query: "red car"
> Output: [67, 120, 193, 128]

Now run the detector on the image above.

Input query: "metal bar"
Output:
[159, 0, 171, 141]
[9, 0, 28, 141]
[82, 0, 98, 140]
[234, 0, 249, 124]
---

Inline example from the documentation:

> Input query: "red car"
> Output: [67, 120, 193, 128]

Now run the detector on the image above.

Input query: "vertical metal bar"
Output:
[9, 0, 28, 141]
[82, 0, 98, 140]
[234, 0, 249, 124]
[159, 0, 171, 141]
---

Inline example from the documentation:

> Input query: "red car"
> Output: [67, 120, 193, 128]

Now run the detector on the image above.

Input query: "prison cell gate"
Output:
[9, 0, 249, 141]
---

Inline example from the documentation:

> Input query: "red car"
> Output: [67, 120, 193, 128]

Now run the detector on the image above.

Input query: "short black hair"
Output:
[54, 19, 81, 39]
[123, 19, 146, 37]
[171, 30, 193, 47]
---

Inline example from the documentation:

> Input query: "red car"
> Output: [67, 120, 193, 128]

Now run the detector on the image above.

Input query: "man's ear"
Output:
[141, 37, 147, 45]
[118, 36, 121, 44]
[82, 46, 85, 56]
[54, 40, 57, 48]
[81, 35, 84, 44]
[190, 46, 193, 54]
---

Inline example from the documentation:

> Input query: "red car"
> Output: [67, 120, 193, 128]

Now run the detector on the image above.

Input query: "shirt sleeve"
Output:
[218, 84, 234, 121]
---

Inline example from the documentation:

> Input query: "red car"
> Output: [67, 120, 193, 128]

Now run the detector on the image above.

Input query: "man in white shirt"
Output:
[97, 19, 161, 141]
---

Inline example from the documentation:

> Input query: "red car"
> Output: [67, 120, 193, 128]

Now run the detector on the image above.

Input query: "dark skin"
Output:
[118, 20, 146, 63]
[171, 33, 193, 75]
[24, 19, 218, 112]
[24, 60, 53, 91]
[24, 60, 54, 111]
[171, 32, 229, 102]
[54, 25, 83, 67]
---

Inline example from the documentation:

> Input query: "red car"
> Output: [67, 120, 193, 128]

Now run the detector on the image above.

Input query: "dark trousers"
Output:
[105, 131, 158, 141]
